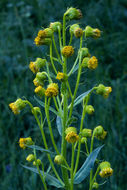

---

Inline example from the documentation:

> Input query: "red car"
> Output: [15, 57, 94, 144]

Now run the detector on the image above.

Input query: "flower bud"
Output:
[34, 37, 51, 46]
[80, 48, 90, 59]
[70, 24, 83, 38]
[81, 129, 92, 138]
[29, 58, 46, 74]
[81, 137, 87, 144]
[65, 131, 79, 143]
[86, 105, 95, 115]
[32, 107, 41, 115]
[56, 72, 68, 82]
[99, 161, 113, 178]
[33, 159, 42, 166]
[61, 46, 74, 57]
[65, 7, 82, 20]
[65, 127, 77, 135]
[37, 28, 53, 38]
[19, 137, 34, 149]
[34, 86, 45, 97]
[54, 155, 64, 165]
[96, 84, 112, 98]
[26, 154, 35, 162]
[45, 83, 59, 97]
[94, 125, 107, 140]
[82, 56, 98, 69]
[92, 182, 99, 189]
[49, 22, 62, 32]
[84, 26, 101, 39]
[9, 98, 26, 115]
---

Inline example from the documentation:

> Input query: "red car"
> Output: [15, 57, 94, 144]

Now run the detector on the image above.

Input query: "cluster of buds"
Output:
[26, 154, 42, 166]
[9, 98, 26, 115]
[34, 28, 53, 46]
[94, 125, 107, 140]
[84, 26, 101, 39]
[82, 56, 98, 70]
[29, 58, 46, 73]
[70, 24, 83, 38]
[96, 84, 112, 98]
[19, 137, 34, 149]
[99, 161, 113, 178]
[65, 127, 79, 143]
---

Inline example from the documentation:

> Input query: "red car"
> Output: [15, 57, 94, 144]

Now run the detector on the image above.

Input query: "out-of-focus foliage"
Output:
[0, 0, 127, 189]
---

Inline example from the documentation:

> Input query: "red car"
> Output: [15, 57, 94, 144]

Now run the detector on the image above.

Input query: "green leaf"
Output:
[73, 88, 94, 107]
[56, 116, 62, 136]
[34, 96, 60, 116]
[22, 165, 65, 188]
[26, 145, 55, 155]
[74, 145, 104, 184]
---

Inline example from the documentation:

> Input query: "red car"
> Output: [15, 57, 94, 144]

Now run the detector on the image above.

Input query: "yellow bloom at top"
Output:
[88, 56, 98, 69]
[45, 83, 59, 97]
[61, 46, 74, 57]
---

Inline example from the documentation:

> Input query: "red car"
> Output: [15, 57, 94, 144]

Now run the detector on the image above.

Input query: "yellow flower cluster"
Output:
[19, 137, 34, 149]
[45, 83, 59, 97]
[88, 56, 98, 69]
[62, 46, 74, 57]
[65, 131, 79, 143]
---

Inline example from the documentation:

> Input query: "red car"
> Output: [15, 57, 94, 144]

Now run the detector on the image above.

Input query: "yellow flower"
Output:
[88, 56, 98, 69]
[65, 131, 79, 143]
[34, 36, 51, 46]
[93, 29, 101, 38]
[84, 26, 101, 39]
[37, 28, 53, 38]
[29, 58, 46, 73]
[9, 102, 20, 114]
[56, 72, 67, 81]
[19, 137, 34, 149]
[29, 62, 39, 73]
[103, 87, 112, 98]
[26, 154, 35, 162]
[61, 46, 74, 57]
[96, 84, 112, 98]
[34, 86, 45, 97]
[99, 161, 113, 178]
[45, 83, 59, 97]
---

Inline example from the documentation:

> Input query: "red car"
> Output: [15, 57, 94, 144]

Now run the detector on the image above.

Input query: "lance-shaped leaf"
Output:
[73, 88, 94, 107]
[26, 145, 55, 155]
[22, 165, 65, 188]
[56, 116, 62, 136]
[74, 145, 104, 184]
[34, 96, 60, 116]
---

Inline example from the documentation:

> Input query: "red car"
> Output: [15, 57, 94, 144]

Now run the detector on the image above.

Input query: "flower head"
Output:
[26, 154, 35, 162]
[56, 72, 67, 81]
[70, 24, 83, 38]
[84, 26, 101, 39]
[96, 84, 112, 98]
[29, 58, 46, 73]
[50, 22, 62, 32]
[45, 83, 59, 97]
[34, 86, 45, 97]
[54, 155, 64, 165]
[65, 128, 79, 144]
[19, 137, 34, 149]
[62, 46, 74, 57]
[9, 98, 26, 114]
[86, 105, 95, 115]
[99, 161, 113, 178]
[94, 125, 107, 140]
[81, 129, 92, 138]
[34, 37, 51, 46]
[65, 7, 82, 20]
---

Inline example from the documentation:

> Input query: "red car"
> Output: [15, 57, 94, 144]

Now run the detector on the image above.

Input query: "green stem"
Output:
[70, 144, 75, 190]
[58, 26, 62, 50]
[63, 14, 66, 46]
[89, 166, 100, 190]
[50, 42, 57, 74]
[68, 33, 73, 46]
[34, 113, 64, 186]
[45, 97, 59, 154]
[74, 96, 89, 175]
[52, 34, 62, 65]
[67, 81, 73, 99]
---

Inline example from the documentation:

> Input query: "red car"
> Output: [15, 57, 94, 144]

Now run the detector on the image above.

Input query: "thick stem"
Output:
[70, 144, 75, 190]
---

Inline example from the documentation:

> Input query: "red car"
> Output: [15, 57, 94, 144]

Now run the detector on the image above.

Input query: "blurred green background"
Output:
[0, 0, 127, 189]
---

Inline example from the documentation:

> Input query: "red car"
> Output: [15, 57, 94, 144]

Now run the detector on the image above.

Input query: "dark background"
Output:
[0, 0, 127, 189]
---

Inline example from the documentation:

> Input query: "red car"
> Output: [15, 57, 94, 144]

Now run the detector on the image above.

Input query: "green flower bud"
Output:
[36, 72, 47, 81]
[33, 159, 42, 166]
[70, 24, 83, 38]
[96, 84, 112, 98]
[92, 182, 99, 189]
[26, 154, 35, 162]
[38, 28, 53, 38]
[80, 48, 90, 59]
[54, 155, 64, 165]
[99, 161, 113, 178]
[36, 58, 46, 68]
[94, 126, 107, 140]
[86, 105, 95, 115]
[81, 129, 92, 138]
[84, 26, 101, 38]
[81, 137, 87, 144]
[15, 98, 26, 110]
[65, 127, 77, 135]
[65, 7, 82, 20]
[70, 24, 80, 34]
[49, 22, 62, 32]
[32, 107, 41, 115]
[34, 86, 45, 97]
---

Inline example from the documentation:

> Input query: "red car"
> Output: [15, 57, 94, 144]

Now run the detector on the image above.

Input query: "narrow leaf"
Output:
[22, 165, 64, 188]
[73, 88, 94, 107]
[74, 145, 104, 184]
[26, 145, 55, 155]
[56, 116, 62, 136]
[34, 96, 59, 116]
